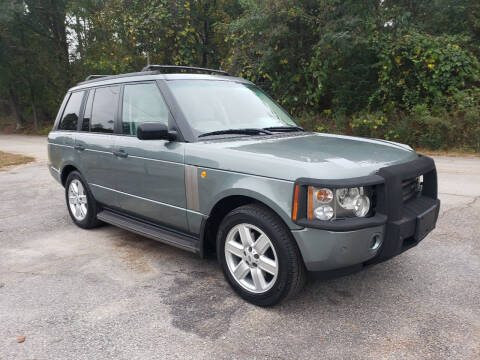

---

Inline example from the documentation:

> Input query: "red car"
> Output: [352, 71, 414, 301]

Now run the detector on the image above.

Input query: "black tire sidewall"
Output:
[217, 205, 298, 306]
[65, 171, 100, 229]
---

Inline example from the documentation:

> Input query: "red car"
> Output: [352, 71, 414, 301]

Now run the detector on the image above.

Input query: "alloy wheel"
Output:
[224, 223, 279, 294]
[68, 179, 88, 221]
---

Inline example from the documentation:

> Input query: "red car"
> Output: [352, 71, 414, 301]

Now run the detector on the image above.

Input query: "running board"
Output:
[97, 210, 199, 253]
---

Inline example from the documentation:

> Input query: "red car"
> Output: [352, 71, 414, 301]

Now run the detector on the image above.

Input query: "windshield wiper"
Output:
[198, 128, 273, 138]
[263, 126, 305, 132]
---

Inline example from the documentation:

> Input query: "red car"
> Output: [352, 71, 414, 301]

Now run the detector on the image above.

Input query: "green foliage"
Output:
[0, 0, 479, 151]
[371, 32, 480, 111]
[225, 0, 480, 151]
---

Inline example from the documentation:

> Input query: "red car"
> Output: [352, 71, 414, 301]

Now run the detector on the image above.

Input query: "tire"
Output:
[217, 204, 306, 306]
[65, 171, 103, 229]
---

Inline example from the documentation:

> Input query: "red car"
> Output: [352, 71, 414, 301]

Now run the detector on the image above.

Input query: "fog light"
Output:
[314, 205, 334, 220]
[369, 234, 382, 250]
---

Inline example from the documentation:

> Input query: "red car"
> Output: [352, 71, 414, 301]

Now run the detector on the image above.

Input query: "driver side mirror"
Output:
[137, 122, 177, 141]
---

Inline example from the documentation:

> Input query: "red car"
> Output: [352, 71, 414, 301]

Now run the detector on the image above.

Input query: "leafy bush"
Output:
[371, 33, 480, 111]
[298, 101, 480, 152]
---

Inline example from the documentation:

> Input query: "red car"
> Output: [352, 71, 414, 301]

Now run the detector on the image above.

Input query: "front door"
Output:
[112, 82, 188, 232]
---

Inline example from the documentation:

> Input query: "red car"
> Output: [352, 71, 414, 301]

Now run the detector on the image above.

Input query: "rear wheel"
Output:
[65, 171, 103, 229]
[217, 204, 306, 306]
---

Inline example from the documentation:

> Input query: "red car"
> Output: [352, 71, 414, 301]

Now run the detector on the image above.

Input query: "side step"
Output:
[97, 210, 199, 254]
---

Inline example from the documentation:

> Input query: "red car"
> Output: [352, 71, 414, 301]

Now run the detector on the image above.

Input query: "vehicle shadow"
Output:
[104, 224, 415, 339]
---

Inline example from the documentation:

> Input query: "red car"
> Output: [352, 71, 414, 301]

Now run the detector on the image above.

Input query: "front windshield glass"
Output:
[168, 80, 298, 134]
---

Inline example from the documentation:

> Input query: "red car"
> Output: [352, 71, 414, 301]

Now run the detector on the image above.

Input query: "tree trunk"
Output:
[201, 1, 210, 67]
[8, 88, 25, 131]
[30, 86, 38, 130]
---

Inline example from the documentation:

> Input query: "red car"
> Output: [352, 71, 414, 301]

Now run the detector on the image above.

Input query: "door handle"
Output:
[74, 144, 85, 151]
[113, 149, 128, 158]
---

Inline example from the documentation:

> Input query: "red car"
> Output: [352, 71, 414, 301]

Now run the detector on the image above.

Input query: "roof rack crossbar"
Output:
[141, 65, 229, 76]
[85, 74, 111, 81]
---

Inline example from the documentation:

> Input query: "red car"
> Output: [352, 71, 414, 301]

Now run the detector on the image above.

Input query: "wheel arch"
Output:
[60, 164, 79, 186]
[200, 192, 296, 258]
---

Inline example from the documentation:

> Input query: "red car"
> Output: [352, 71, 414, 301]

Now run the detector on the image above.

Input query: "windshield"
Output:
[168, 80, 298, 135]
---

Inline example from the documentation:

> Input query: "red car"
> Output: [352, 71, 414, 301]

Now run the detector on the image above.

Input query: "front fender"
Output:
[198, 168, 302, 230]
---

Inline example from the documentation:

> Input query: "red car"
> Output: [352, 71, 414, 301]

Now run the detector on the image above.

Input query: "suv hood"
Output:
[185, 133, 418, 181]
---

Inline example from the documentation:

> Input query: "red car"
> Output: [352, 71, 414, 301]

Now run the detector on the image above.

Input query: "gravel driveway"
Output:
[0, 135, 479, 360]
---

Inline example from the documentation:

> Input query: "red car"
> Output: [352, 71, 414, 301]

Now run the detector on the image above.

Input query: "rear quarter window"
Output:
[58, 91, 85, 131]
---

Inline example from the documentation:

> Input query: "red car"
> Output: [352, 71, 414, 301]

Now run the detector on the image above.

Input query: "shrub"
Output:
[371, 33, 480, 112]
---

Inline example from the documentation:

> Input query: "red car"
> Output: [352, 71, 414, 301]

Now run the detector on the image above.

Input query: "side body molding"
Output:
[185, 165, 200, 212]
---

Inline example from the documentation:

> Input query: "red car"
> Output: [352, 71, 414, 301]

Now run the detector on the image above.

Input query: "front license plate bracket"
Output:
[415, 204, 438, 241]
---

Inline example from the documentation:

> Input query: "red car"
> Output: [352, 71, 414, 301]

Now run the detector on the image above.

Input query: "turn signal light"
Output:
[316, 188, 333, 203]
[292, 185, 300, 221]
[308, 186, 314, 220]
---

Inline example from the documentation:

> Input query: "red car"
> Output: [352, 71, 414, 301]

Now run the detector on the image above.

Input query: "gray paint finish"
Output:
[191, 163, 299, 230]
[113, 136, 188, 231]
[291, 225, 385, 271]
[74, 132, 118, 205]
[47, 72, 433, 274]
[48, 132, 77, 180]
[49, 125, 421, 266]
[185, 132, 417, 181]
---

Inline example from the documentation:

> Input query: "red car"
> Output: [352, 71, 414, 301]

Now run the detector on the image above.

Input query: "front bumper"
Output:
[292, 155, 440, 271]
[292, 225, 386, 271]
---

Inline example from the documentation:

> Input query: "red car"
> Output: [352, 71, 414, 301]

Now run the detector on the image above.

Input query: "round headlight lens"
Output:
[336, 187, 360, 210]
[314, 205, 334, 220]
[353, 195, 370, 217]
[337, 187, 371, 217]
[316, 188, 333, 203]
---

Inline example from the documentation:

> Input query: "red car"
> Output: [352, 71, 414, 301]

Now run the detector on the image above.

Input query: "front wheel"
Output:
[217, 204, 306, 306]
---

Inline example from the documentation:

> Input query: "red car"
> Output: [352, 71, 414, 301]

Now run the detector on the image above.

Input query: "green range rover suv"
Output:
[48, 65, 440, 306]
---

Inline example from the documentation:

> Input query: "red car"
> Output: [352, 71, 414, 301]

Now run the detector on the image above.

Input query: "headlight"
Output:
[314, 205, 334, 220]
[353, 193, 370, 217]
[307, 186, 372, 221]
[336, 187, 371, 217]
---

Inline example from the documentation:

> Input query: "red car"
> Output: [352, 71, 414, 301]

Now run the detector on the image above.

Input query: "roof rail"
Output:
[141, 65, 229, 76]
[85, 74, 111, 81]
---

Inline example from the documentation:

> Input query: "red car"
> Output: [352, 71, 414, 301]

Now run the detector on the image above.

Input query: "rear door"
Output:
[74, 85, 120, 207]
[112, 81, 188, 231]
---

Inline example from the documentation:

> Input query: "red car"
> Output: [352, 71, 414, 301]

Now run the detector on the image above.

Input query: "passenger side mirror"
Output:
[137, 122, 177, 141]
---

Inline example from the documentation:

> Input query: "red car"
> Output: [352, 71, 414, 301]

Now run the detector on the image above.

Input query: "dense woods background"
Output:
[1, 0, 479, 151]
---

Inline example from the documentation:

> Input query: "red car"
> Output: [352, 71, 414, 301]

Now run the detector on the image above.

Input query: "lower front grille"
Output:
[402, 176, 421, 202]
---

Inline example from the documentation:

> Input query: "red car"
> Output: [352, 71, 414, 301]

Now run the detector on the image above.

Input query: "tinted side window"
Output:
[122, 83, 169, 135]
[58, 91, 84, 131]
[90, 86, 120, 133]
[81, 90, 94, 131]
